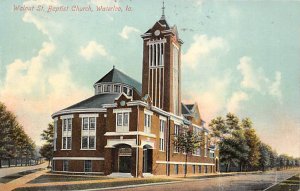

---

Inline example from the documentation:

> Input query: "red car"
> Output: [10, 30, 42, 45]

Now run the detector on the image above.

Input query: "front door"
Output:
[119, 156, 131, 173]
[143, 148, 152, 173]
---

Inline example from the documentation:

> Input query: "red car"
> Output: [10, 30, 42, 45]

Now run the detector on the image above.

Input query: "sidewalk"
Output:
[0, 169, 282, 191]
[0, 163, 48, 179]
[0, 168, 49, 191]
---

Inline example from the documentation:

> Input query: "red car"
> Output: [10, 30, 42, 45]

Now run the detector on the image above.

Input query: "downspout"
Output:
[167, 116, 170, 176]
[136, 105, 139, 177]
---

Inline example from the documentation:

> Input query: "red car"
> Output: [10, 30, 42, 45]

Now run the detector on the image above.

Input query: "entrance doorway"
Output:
[119, 156, 131, 173]
[142, 145, 153, 173]
[118, 147, 132, 173]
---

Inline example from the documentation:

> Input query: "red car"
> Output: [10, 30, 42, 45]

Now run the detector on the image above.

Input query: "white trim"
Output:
[53, 157, 104, 160]
[104, 131, 156, 138]
[52, 108, 106, 118]
[79, 114, 99, 118]
[127, 101, 148, 107]
[146, 38, 167, 45]
[114, 92, 133, 101]
[140, 140, 155, 148]
[105, 139, 137, 148]
[156, 161, 215, 166]
[113, 108, 132, 113]
[102, 103, 117, 108]
[54, 117, 58, 121]
[144, 109, 153, 116]
[171, 116, 182, 125]
[60, 114, 74, 119]
[159, 115, 167, 121]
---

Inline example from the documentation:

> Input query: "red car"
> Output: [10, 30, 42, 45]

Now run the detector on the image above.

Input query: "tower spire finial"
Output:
[161, 0, 165, 20]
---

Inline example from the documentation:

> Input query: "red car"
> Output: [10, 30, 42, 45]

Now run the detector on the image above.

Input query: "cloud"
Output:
[226, 91, 249, 113]
[119, 26, 140, 39]
[269, 71, 282, 101]
[182, 34, 226, 68]
[22, 1, 62, 40]
[23, 12, 50, 36]
[237, 56, 261, 91]
[0, 42, 91, 146]
[237, 56, 282, 101]
[80, 41, 109, 61]
[183, 74, 232, 121]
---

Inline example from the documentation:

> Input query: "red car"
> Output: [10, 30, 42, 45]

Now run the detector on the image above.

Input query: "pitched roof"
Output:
[95, 67, 142, 94]
[64, 93, 119, 110]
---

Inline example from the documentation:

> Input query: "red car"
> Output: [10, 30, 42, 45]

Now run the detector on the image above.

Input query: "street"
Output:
[115, 169, 300, 191]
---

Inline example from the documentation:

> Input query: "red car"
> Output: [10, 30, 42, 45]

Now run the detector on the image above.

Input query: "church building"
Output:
[51, 6, 219, 177]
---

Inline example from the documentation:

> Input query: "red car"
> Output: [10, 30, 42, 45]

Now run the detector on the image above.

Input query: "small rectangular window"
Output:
[67, 137, 71, 149]
[89, 136, 95, 149]
[117, 113, 123, 126]
[104, 84, 111, 92]
[114, 85, 120, 93]
[67, 119, 72, 131]
[63, 119, 67, 131]
[199, 165, 202, 173]
[84, 160, 92, 172]
[82, 136, 88, 149]
[193, 165, 196, 174]
[123, 113, 129, 126]
[128, 89, 133, 96]
[174, 164, 178, 174]
[123, 86, 128, 94]
[184, 164, 187, 174]
[63, 137, 67, 149]
[63, 160, 69, 171]
[83, 118, 89, 130]
[89, 117, 96, 130]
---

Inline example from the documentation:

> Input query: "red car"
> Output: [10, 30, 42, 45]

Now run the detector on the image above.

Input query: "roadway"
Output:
[116, 168, 300, 191]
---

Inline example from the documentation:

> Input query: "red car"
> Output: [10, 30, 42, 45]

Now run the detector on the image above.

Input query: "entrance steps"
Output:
[108, 172, 133, 178]
[143, 173, 154, 177]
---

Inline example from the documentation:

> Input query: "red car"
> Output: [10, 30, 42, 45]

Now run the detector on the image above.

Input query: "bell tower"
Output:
[141, 2, 183, 115]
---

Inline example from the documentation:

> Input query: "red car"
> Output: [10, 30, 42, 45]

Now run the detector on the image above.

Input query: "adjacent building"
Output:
[51, 10, 219, 177]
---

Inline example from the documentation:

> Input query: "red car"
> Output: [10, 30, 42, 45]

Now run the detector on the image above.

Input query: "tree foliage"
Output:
[0, 102, 36, 167]
[173, 128, 202, 177]
[40, 123, 54, 167]
[209, 113, 299, 172]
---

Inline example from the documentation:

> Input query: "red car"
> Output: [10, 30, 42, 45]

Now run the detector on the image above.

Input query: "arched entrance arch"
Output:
[143, 144, 153, 173]
[115, 144, 132, 173]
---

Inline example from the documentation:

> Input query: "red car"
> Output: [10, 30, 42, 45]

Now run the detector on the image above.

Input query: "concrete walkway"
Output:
[0, 162, 48, 178]
[0, 168, 49, 191]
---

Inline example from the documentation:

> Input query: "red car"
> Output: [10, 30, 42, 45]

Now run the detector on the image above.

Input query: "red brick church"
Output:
[51, 6, 219, 177]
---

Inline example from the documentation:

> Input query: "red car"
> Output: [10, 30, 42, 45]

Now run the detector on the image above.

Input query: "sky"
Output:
[0, 0, 299, 157]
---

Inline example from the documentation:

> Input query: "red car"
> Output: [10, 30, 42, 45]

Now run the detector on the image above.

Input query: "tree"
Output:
[173, 128, 202, 177]
[209, 116, 227, 139]
[39, 144, 53, 167]
[0, 102, 35, 167]
[242, 118, 261, 170]
[259, 143, 271, 171]
[40, 123, 54, 167]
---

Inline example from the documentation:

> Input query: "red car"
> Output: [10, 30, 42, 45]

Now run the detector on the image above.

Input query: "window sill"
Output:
[61, 149, 72, 150]
[80, 149, 96, 150]
[159, 150, 165, 152]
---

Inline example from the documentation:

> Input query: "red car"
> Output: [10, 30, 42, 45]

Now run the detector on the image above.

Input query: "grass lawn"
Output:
[0, 168, 45, 183]
[29, 174, 111, 184]
[266, 174, 300, 191]
[14, 178, 178, 191]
